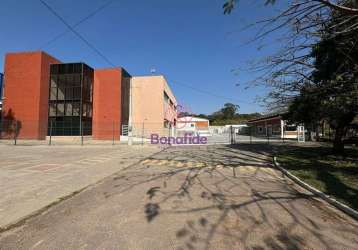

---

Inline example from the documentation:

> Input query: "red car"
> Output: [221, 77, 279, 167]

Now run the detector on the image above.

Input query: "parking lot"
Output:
[0, 144, 161, 229]
[0, 144, 357, 249]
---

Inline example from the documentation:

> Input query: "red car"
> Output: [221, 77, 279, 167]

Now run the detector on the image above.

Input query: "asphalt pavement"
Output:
[0, 144, 357, 250]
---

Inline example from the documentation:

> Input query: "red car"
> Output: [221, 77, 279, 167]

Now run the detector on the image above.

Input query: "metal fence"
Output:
[0, 120, 175, 146]
[208, 125, 296, 145]
[1, 119, 355, 146]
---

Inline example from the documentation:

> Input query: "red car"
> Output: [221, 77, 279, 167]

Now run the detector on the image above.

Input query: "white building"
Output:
[176, 116, 210, 136]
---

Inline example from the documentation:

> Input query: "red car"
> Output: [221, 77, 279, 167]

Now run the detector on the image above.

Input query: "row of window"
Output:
[257, 124, 297, 133]
[50, 87, 81, 101]
[163, 91, 177, 111]
[50, 63, 84, 75]
[48, 102, 92, 117]
[48, 117, 92, 136]
[50, 75, 81, 88]
[49, 87, 92, 101]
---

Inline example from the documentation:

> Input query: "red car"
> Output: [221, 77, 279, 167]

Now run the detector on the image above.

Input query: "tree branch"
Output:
[314, 0, 358, 15]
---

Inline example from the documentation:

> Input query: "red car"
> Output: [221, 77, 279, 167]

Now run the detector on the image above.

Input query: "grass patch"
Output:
[277, 146, 358, 210]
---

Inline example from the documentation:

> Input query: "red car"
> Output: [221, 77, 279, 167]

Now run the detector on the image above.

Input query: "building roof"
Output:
[247, 113, 283, 123]
[178, 116, 209, 122]
[224, 124, 248, 127]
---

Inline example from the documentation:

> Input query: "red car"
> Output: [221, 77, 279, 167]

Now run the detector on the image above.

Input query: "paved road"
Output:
[0, 144, 161, 229]
[0, 145, 357, 250]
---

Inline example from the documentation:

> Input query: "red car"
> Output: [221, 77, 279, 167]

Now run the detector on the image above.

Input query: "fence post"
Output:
[81, 121, 84, 146]
[142, 122, 145, 146]
[282, 125, 285, 144]
[49, 120, 53, 146]
[230, 125, 233, 145]
[267, 134, 270, 145]
[229, 126, 231, 144]
[112, 121, 115, 146]
[14, 120, 18, 145]
[250, 126, 252, 144]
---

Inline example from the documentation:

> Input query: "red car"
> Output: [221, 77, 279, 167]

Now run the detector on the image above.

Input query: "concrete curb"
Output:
[273, 156, 358, 220]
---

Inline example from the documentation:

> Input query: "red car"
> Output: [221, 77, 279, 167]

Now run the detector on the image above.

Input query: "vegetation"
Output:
[223, 0, 358, 154]
[277, 146, 358, 209]
[284, 3, 358, 154]
[178, 102, 261, 126]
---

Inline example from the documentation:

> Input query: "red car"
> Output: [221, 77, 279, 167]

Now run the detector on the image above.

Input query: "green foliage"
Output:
[209, 113, 260, 126]
[223, 0, 276, 14]
[285, 5, 358, 153]
[220, 103, 239, 119]
[278, 146, 358, 209]
[208, 103, 260, 125]
[178, 103, 260, 126]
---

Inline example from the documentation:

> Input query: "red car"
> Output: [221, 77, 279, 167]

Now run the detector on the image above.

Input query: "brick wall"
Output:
[2, 51, 61, 139]
[93, 68, 122, 140]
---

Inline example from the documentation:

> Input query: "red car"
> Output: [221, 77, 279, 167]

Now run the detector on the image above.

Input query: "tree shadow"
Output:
[263, 143, 358, 209]
[107, 144, 358, 249]
[0, 109, 22, 139]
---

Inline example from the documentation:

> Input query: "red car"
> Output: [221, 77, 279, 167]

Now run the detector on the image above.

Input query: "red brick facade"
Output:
[2, 51, 61, 139]
[93, 68, 122, 140]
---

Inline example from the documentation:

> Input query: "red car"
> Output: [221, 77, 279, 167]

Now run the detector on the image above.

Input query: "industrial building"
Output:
[247, 113, 304, 139]
[0, 51, 176, 140]
[130, 75, 177, 139]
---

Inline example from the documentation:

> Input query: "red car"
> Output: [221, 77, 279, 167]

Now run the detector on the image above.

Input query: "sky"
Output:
[0, 0, 288, 115]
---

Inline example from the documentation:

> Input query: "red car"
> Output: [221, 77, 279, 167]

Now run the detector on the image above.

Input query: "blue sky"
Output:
[0, 0, 288, 115]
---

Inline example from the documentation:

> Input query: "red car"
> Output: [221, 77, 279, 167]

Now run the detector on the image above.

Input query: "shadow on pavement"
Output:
[108, 144, 357, 250]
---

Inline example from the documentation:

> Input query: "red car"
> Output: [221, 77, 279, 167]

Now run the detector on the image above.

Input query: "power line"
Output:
[39, 0, 117, 49]
[168, 78, 255, 105]
[39, 0, 115, 67]
[38, 1, 255, 106]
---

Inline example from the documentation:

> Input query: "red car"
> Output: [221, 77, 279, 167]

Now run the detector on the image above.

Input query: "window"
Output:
[285, 125, 297, 131]
[65, 103, 72, 116]
[82, 103, 87, 117]
[73, 102, 80, 116]
[73, 87, 81, 100]
[58, 87, 64, 100]
[72, 75, 81, 87]
[273, 124, 281, 134]
[164, 91, 170, 104]
[57, 103, 64, 116]
[50, 77, 57, 88]
[48, 63, 93, 136]
[65, 88, 73, 100]
[164, 120, 170, 128]
[50, 88, 57, 100]
[49, 103, 56, 117]
[87, 105, 92, 117]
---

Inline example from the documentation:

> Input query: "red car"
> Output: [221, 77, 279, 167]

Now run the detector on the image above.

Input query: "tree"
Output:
[220, 103, 239, 119]
[177, 111, 194, 118]
[284, 2, 358, 153]
[310, 30, 357, 153]
[223, 0, 358, 153]
[223, 0, 358, 16]
[222, 0, 358, 109]
[284, 85, 322, 141]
